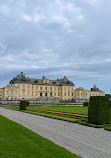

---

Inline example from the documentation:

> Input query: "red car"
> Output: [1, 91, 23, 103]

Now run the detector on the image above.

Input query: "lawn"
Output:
[27, 105, 111, 117]
[0, 115, 80, 158]
[27, 106, 88, 115]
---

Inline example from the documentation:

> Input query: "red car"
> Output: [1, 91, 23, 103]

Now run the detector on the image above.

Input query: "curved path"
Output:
[0, 107, 111, 158]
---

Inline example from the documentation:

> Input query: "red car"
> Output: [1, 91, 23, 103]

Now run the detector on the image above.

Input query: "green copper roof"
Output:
[9, 72, 74, 86]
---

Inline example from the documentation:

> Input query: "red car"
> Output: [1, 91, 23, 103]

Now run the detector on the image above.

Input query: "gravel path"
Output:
[0, 107, 111, 158]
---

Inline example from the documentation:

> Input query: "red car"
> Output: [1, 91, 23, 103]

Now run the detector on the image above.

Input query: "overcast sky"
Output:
[0, 0, 111, 93]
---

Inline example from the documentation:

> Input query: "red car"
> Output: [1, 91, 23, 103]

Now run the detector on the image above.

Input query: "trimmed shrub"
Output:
[109, 100, 111, 107]
[88, 96, 110, 125]
[104, 126, 111, 131]
[83, 102, 88, 106]
[26, 101, 29, 106]
[19, 101, 27, 110]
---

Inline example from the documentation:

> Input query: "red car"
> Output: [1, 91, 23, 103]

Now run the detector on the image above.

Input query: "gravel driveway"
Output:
[0, 107, 111, 158]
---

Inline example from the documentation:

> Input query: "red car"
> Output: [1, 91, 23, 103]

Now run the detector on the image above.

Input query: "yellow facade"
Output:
[0, 88, 4, 99]
[0, 73, 105, 102]
[0, 72, 74, 100]
[74, 85, 105, 102]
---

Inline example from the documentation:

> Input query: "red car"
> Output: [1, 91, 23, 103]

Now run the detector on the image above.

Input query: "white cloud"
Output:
[0, 5, 11, 15]
[21, 14, 32, 21]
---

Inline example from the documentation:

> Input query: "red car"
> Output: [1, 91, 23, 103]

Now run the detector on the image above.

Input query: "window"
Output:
[23, 91, 25, 96]
[34, 80, 38, 83]
[23, 85, 25, 90]
[50, 87, 52, 91]
[28, 85, 30, 90]
[6, 90, 9, 95]
[54, 92, 56, 96]
[40, 87, 42, 90]
[32, 86, 33, 90]
[72, 92, 73, 96]
[50, 92, 52, 97]
[32, 91, 33, 96]
[40, 92, 42, 97]
[68, 87, 70, 91]
[36, 92, 37, 96]
[71, 87, 73, 91]
[64, 87, 66, 91]
[68, 92, 70, 96]
[64, 92, 66, 96]
[45, 87, 47, 90]
[0, 91, 2, 96]
[36, 86, 38, 90]
[45, 93, 47, 96]
[11, 91, 13, 95]
[28, 91, 30, 96]
[54, 87, 56, 91]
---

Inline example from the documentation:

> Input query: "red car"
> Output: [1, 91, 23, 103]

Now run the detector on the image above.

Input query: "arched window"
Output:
[45, 93, 47, 97]
[40, 92, 42, 97]
[50, 92, 52, 97]
[34, 80, 38, 83]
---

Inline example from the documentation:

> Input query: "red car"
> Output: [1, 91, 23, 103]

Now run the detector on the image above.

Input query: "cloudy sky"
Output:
[0, 0, 111, 93]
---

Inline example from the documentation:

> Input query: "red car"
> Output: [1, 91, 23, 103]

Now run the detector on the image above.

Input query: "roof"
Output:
[8, 72, 75, 86]
[90, 85, 101, 92]
[75, 85, 103, 92]
[75, 87, 89, 91]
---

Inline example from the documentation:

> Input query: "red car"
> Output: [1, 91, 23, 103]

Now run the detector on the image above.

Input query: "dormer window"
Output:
[43, 78, 49, 84]
[21, 77, 26, 81]
[34, 80, 38, 83]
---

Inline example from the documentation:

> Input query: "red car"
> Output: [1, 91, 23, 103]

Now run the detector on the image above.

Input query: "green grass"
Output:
[27, 105, 111, 117]
[25, 110, 79, 123]
[104, 125, 111, 131]
[27, 106, 88, 115]
[0, 114, 80, 158]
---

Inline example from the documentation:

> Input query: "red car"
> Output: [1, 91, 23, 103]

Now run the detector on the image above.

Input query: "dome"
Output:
[91, 85, 100, 92]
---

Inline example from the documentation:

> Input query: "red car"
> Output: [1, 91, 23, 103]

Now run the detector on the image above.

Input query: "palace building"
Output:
[0, 72, 74, 101]
[74, 85, 105, 102]
[0, 72, 105, 102]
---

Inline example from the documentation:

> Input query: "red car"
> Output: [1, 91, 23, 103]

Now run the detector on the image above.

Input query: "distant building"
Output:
[0, 72, 105, 102]
[0, 72, 74, 101]
[74, 85, 105, 102]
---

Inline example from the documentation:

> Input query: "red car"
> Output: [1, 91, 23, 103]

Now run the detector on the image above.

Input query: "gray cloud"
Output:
[0, 0, 111, 93]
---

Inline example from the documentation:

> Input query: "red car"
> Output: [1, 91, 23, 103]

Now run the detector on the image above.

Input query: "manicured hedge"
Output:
[83, 102, 88, 106]
[88, 96, 110, 125]
[109, 100, 111, 107]
[19, 100, 27, 110]
[26, 101, 29, 106]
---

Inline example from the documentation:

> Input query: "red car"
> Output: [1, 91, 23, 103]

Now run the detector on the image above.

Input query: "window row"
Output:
[18, 85, 74, 91]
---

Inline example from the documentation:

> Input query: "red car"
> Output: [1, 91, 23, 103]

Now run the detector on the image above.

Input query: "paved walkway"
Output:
[0, 107, 111, 158]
